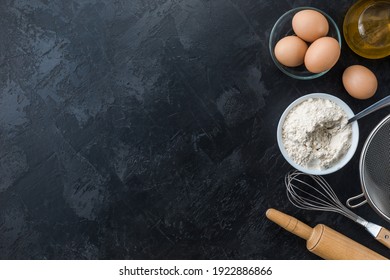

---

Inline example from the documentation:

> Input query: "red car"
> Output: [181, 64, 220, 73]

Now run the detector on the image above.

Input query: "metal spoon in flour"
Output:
[347, 95, 390, 124]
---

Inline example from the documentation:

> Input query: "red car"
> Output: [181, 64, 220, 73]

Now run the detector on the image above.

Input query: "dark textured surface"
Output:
[0, 0, 389, 259]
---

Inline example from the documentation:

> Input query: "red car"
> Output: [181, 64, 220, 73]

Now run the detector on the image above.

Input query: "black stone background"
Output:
[0, 0, 389, 259]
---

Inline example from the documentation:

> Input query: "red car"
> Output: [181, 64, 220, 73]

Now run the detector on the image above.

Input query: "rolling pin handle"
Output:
[266, 208, 387, 260]
[266, 208, 312, 240]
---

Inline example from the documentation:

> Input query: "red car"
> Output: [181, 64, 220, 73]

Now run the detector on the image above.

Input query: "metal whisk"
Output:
[285, 170, 390, 249]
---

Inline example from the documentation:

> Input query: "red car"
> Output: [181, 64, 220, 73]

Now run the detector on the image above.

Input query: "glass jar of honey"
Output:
[343, 0, 390, 59]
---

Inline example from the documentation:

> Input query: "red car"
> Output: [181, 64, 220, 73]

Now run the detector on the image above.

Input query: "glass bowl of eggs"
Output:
[269, 7, 342, 80]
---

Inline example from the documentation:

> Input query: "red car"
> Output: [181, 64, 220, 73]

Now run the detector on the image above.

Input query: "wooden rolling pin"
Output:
[266, 208, 387, 260]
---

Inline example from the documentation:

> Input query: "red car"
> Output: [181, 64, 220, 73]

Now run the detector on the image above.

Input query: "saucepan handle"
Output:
[346, 193, 367, 208]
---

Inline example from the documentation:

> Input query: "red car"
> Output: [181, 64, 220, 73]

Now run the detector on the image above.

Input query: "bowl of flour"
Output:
[277, 93, 359, 175]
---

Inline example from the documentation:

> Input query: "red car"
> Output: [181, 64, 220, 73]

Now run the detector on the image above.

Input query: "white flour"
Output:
[282, 98, 352, 170]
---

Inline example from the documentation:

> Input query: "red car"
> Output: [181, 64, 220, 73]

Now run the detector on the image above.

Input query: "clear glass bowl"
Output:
[343, 0, 390, 59]
[269, 7, 342, 80]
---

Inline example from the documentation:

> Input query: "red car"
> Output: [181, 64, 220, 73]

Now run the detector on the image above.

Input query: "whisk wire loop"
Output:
[285, 170, 361, 222]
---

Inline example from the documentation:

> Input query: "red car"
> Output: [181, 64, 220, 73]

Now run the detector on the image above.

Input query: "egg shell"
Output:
[274, 36, 308, 67]
[292, 10, 329, 42]
[304, 37, 340, 73]
[342, 65, 377, 99]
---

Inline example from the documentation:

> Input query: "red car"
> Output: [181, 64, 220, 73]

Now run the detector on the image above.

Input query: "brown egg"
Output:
[274, 36, 308, 67]
[342, 65, 377, 99]
[304, 37, 340, 73]
[292, 10, 329, 42]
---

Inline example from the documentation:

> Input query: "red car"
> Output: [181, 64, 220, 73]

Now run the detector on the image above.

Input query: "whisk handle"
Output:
[266, 208, 312, 240]
[376, 227, 390, 249]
